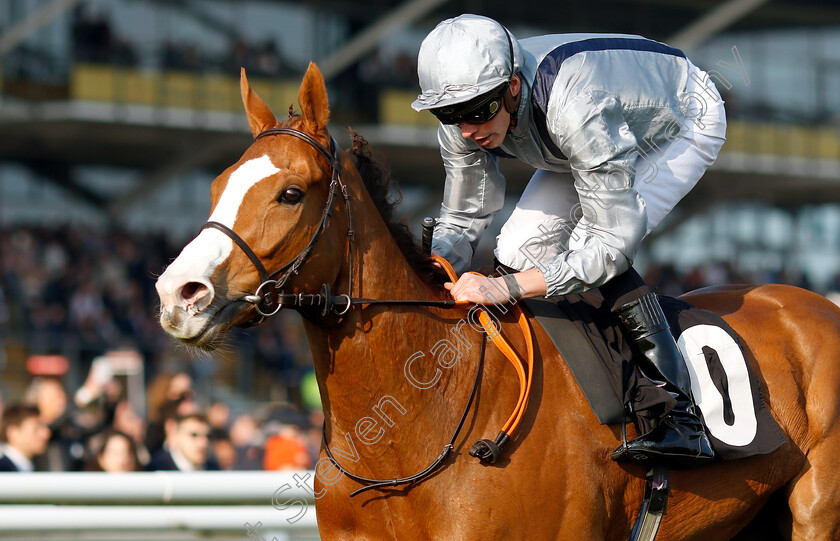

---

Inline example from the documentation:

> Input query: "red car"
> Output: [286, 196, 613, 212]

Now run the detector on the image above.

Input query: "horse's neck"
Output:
[304, 188, 479, 469]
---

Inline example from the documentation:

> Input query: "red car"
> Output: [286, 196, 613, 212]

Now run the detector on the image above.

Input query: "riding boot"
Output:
[610, 293, 715, 468]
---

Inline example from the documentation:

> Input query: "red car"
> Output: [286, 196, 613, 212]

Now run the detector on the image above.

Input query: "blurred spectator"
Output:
[225, 38, 295, 78]
[253, 312, 314, 404]
[207, 402, 231, 433]
[0, 404, 51, 472]
[145, 395, 199, 456]
[263, 426, 312, 470]
[85, 428, 141, 472]
[352, 49, 419, 121]
[112, 400, 149, 466]
[262, 404, 313, 470]
[253, 39, 290, 77]
[228, 413, 263, 470]
[0, 282, 9, 332]
[71, 6, 112, 62]
[0, 221, 324, 420]
[161, 41, 202, 71]
[25, 377, 66, 425]
[210, 432, 237, 471]
[227, 38, 252, 74]
[147, 413, 218, 471]
[24, 367, 118, 471]
[167, 372, 194, 402]
[206, 403, 234, 469]
[71, 6, 136, 66]
[145, 370, 195, 453]
[146, 371, 194, 421]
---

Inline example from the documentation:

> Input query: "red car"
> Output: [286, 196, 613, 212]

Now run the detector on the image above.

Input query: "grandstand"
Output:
[1, 0, 840, 538]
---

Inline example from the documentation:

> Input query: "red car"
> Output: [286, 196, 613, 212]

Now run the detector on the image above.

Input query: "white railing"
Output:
[0, 471, 319, 540]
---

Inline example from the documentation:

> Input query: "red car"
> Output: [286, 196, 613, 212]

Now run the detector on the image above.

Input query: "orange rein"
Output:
[432, 256, 535, 442]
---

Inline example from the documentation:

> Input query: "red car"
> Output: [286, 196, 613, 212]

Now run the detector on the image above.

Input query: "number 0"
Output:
[677, 325, 757, 447]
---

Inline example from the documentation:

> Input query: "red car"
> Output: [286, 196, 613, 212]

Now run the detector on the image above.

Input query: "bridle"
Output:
[202, 127, 354, 321]
[202, 126, 458, 323]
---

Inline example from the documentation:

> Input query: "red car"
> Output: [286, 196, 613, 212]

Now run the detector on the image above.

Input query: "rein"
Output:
[206, 126, 535, 494]
[325, 333, 487, 497]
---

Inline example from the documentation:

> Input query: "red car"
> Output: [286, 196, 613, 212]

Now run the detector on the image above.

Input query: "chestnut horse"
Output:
[156, 63, 840, 540]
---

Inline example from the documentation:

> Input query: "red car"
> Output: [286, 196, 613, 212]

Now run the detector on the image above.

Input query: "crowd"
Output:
[68, 7, 424, 120]
[0, 363, 320, 473]
[0, 225, 312, 385]
[71, 6, 298, 79]
[0, 5, 421, 124]
[0, 225, 176, 362]
[72, 6, 137, 67]
[0, 224, 319, 473]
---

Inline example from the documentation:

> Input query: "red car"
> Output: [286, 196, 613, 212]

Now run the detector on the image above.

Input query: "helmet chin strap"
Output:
[504, 75, 521, 132]
[499, 22, 520, 134]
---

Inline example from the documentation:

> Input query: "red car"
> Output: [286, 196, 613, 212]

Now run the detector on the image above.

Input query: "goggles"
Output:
[431, 82, 509, 125]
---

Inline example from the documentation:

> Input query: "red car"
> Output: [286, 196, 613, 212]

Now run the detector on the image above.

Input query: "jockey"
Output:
[412, 14, 727, 466]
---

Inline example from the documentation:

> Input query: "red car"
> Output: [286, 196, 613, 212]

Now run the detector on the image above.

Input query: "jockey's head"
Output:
[412, 14, 523, 129]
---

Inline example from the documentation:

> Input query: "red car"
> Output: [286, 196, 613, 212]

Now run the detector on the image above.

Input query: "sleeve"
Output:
[431, 124, 506, 273]
[537, 89, 648, 296]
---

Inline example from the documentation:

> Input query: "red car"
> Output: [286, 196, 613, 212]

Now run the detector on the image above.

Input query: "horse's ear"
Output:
[240, 68, 277, 137]
[298, 62, 330, 140]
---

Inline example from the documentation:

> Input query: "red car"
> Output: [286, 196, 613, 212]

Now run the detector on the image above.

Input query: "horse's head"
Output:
[156, 63, 347, 349]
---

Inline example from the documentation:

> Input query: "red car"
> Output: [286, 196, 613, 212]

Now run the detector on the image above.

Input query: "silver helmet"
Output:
[411, 14, 523, 112]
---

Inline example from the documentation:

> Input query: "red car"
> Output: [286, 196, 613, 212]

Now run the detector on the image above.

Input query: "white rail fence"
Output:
[0, 471, 319, 540]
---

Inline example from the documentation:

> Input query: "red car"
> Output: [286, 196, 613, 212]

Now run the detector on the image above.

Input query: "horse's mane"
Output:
[345, 129, 447, 288]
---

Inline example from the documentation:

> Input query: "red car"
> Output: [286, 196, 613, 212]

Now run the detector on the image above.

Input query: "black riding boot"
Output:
[610, 293, 715, 468]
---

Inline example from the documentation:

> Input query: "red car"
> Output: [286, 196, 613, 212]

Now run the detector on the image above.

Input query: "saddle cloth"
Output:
[522, 293, 786, 461]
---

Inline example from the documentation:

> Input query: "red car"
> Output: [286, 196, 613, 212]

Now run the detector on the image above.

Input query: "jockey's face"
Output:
[458, 75, 520, 149]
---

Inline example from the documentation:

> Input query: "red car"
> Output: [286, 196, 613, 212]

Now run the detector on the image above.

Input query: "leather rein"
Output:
[203, 126, 533, 496]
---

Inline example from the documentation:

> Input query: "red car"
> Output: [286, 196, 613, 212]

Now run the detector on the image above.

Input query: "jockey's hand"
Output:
[445, 268, 548, 304]
[445, 273, 512, 305]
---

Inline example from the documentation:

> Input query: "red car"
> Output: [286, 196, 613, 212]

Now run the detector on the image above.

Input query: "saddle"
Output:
[523, 292, 785, 461]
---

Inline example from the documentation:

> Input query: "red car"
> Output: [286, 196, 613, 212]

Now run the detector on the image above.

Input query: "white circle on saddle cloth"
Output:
[677, 324, 758, 447]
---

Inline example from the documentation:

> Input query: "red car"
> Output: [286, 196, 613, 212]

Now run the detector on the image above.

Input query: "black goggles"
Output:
[430, 82, 509, 125]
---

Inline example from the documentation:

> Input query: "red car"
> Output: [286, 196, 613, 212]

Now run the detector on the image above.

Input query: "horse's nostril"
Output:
[180, 282, 206, 302]
[178, 282, 213, 316]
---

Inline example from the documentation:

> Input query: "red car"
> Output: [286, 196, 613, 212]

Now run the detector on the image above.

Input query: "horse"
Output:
[155, 62, 840, 540]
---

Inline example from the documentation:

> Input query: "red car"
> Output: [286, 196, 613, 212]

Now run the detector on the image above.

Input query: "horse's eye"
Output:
[278, 187, 303, 204]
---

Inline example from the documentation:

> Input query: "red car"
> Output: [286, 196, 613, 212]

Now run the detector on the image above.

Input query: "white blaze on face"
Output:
[159, 155, 280, 298]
